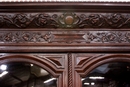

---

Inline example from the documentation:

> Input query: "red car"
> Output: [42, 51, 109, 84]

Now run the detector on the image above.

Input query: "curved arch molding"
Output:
[0, 53, 68, 87]
[73, 53, 130, 87]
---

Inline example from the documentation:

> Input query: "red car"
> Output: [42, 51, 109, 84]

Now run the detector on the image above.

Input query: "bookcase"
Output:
[0, 2, 130, 87]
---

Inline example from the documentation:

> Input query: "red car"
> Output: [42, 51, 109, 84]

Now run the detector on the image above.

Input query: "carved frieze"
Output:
[86, 31, 130, 43]
[0, 31, 86, 43]
[0, 31, 49, 43]
[0, 13, 130, 28]
[0, 31, 130, 44]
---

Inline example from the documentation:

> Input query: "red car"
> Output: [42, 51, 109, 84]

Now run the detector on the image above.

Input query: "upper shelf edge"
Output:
[0, 2, 130, 12]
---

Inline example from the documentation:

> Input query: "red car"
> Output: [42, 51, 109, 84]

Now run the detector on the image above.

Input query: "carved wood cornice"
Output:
[0, 13, 130, 29]
[0, 2, 130, 12]
[0, 2, 129, 52]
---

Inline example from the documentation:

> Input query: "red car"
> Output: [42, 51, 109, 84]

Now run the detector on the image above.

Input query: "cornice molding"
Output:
[0, 13, 130, 29]
[0, 2, 129, 52]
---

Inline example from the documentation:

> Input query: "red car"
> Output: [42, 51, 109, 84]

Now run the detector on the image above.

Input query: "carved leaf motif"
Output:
[79, 14, 104, 28]
[13, 14, 35, 28]
[4, 33, 13, 42]
[35, 14, 50, 27]
[42, 32, 52, 42]
[0, 13, 130, 28]
[85, 31, 129, 43]
[22, 33, 30, 41]
[105, 14, 127, 28]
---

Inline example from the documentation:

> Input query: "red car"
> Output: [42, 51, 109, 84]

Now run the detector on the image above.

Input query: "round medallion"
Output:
[65, 16, 74, 25]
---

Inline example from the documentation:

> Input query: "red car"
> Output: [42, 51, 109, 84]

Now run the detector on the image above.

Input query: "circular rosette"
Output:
[87, 14, 104, 27]
[58, 13, 80, 28]
[35, 14, 51, 27]
[13, 14, 33, 28]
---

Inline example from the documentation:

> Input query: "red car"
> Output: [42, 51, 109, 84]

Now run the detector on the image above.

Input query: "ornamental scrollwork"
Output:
[42, 32, 52, 42]
[35, 14, 59, 28]
[104, 14, 129, 28]
[35, 14, 50, 27]
[88, 14, 104, 27]
[0, 31, 130, 44]
[0, 31, 52, 43]
[3, 14, 35, 28]
[79, 14, 104, 28]
[86, 31, 130, 43]
[13, 14, 34, 28]
[0, 13, 130, 28]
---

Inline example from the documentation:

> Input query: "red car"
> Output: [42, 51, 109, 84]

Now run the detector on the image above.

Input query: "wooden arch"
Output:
[0, 53, 68, 87]
[74, 54, 130, 87]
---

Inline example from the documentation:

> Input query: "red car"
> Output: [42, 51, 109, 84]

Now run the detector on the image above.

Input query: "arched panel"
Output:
[0, 53, 68, 87]
[0, 62, 57, 87]
[82, 62, 130, 87]
[73, 54, 130, 87]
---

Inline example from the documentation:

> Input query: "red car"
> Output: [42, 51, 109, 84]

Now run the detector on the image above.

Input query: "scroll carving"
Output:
[0, 13, 130, 28]
[105, 14, 127, 28]
[79, 14, 104, 28]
